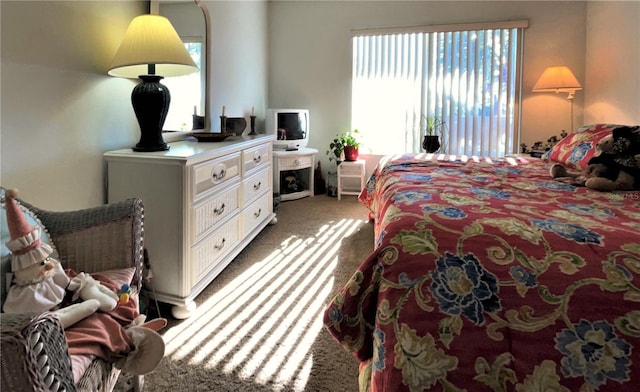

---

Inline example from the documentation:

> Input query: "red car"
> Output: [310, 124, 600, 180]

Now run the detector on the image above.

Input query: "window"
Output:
[163, 40, 204, 131]
[351, 20, 527, 157]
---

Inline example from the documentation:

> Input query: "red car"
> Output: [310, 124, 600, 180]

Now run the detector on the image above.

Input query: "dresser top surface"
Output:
[104, 134, 274, 162]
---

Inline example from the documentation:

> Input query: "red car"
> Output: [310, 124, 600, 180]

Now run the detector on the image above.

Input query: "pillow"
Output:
[93, 267, 136, 291]
[1, 188, 59, 305]
[543, 124, 625, 170]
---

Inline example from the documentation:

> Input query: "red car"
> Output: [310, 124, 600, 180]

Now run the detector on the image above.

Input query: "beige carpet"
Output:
[115, 194, 373, 392]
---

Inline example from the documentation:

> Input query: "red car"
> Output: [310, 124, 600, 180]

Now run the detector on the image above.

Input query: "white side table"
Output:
[337, 159, 366, 200]
[273, 147, 318, 201]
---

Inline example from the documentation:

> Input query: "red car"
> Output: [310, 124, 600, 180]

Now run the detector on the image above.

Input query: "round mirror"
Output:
[153, 0, 208, 131]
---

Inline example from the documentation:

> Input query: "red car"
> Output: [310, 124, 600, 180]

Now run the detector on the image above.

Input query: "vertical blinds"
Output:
[352, 20, 527, 157]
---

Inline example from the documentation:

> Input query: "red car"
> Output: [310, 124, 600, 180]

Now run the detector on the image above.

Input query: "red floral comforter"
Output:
[324, 153, 640, 392]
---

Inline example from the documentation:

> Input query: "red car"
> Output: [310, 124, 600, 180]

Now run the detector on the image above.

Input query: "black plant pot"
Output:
[422, 135, 441, 153]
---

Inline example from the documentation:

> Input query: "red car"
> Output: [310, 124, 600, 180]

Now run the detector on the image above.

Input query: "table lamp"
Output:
[532, 65, 582, 133]
[109, 15, 198, 151]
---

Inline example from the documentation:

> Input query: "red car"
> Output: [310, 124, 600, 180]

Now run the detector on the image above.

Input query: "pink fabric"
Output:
[63, 270, 139, 363]
[70, 354, 94, 384]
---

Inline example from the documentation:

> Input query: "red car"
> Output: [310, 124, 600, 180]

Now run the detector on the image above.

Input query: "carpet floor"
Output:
[115, 194, 373, 392]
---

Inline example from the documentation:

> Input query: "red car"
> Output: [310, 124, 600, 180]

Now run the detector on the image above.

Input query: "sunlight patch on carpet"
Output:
[161, 218, 365, 391]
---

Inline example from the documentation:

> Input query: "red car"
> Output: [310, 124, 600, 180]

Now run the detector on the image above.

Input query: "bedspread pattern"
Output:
[324, 154, 640, 392]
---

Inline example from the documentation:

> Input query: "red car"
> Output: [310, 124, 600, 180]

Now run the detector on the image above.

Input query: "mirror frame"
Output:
[152, 0, 210, 133]
[194, 0, 210, 130]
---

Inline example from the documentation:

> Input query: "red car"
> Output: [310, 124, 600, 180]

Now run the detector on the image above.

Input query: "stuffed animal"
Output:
[2, 189, 166, 375]
[596, 125, 640, 170]
[596, 125, 640, 155]
[284, 171, 301, 193]
[550, 125, 640, 191]
[551, 156, 640, 191]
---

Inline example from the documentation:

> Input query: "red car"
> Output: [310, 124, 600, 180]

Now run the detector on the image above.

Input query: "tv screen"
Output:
[266, 109, 310, 149]
[276, 112, 307, 142]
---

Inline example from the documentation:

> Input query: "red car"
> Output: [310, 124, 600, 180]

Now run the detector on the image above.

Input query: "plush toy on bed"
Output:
[2, 189, 166, 375]
[550, 125, 640, 191]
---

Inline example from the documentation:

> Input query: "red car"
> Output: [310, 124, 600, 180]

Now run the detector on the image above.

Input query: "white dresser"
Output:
[104, 135, 275, 318]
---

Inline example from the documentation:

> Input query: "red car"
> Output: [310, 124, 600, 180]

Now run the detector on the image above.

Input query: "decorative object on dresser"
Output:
[225, 117, 248, 136]
[108, 14, 198, 152]
[189, 132, 235, 142]
[249, 110, 257, 136]
[273, 148, 318, 201]
[104, 135, 276, 319]
[532, 65, 583, 133]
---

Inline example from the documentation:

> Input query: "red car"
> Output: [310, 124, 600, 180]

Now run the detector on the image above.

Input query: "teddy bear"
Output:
[550, 125, 640, 191]
[2, 189, 166, 375]
[596, 125, 640, 169]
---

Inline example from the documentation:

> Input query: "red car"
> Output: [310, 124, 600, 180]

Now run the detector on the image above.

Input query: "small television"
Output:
[265, 109, 309, 150]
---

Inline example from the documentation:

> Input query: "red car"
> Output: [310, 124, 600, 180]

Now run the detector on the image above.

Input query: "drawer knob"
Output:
[253, 182, 261, 191]
[253, 155, 262, 164]
[212, 168, 226, 180]
[214, 203, 225, 215]
[214, 238, 226, 250]
[294, 159, 300, 165]
[254, 208, 262, 218]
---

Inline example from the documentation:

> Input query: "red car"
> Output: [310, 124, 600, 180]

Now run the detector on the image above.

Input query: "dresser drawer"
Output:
[191, 184, 240, 243]
[241, 166, 270, 206]
[241, 191, 271, 238]
[191, 214, 240, 285]
[192, 152, 241, 199]
[242, 143, 271, 174]
[278, 154, 313, 170]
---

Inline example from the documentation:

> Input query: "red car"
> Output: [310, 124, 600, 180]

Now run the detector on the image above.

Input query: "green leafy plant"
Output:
[422, 115, 447, 136]
[326, 129, 361, 163]
[420, 115, 448, 153]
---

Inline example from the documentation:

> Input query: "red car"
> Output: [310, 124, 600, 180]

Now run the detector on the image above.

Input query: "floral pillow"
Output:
[543, 124, 624, 170]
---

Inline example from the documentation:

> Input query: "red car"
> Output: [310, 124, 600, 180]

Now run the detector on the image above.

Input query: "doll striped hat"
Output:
[4, 189, 53, 271]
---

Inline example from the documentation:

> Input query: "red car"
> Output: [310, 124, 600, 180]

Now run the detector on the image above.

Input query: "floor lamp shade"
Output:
[109, 15, 198, 152]
[533, 65, 582, 132]
[532, 66, 582, 94]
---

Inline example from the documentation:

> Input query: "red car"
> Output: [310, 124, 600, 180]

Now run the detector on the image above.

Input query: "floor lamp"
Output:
[109, 15, 198, 152]
[532, 66, 582, 133]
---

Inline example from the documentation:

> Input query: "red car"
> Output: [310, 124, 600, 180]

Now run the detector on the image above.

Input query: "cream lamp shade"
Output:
[109, 14, 198, 78]
[532, 66, 582, 95]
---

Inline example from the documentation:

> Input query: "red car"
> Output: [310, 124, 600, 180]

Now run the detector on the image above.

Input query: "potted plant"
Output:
[421, 115, 446, 153]
[327, 129, 361, 164]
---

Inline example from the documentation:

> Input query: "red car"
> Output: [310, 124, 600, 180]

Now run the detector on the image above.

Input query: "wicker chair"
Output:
[1, 195, 146, 392]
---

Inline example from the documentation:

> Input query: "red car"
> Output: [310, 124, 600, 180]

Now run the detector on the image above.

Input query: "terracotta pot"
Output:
[344, 146, 359, 161]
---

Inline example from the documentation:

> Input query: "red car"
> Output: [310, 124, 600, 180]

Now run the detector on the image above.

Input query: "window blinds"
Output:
[351, 20, 527, 157]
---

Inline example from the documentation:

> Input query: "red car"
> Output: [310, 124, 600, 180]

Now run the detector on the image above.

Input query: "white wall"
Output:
[584, 1, 640, 124]
[205, 0, 269, 128]
[268, 1, 590, 170]
[1, 0, 147, 209]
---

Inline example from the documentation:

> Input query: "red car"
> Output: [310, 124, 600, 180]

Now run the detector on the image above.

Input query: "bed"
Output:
[323, 124, 640, 392]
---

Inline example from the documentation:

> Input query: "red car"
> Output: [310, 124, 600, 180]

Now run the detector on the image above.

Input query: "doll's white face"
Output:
[13, 258, 57, 285]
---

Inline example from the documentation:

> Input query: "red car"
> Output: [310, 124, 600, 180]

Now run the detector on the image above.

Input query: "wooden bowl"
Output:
[225, 117, 247, 136]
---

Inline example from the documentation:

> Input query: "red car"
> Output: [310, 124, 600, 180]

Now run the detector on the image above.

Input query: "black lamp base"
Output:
[131, 75, 170, 152]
